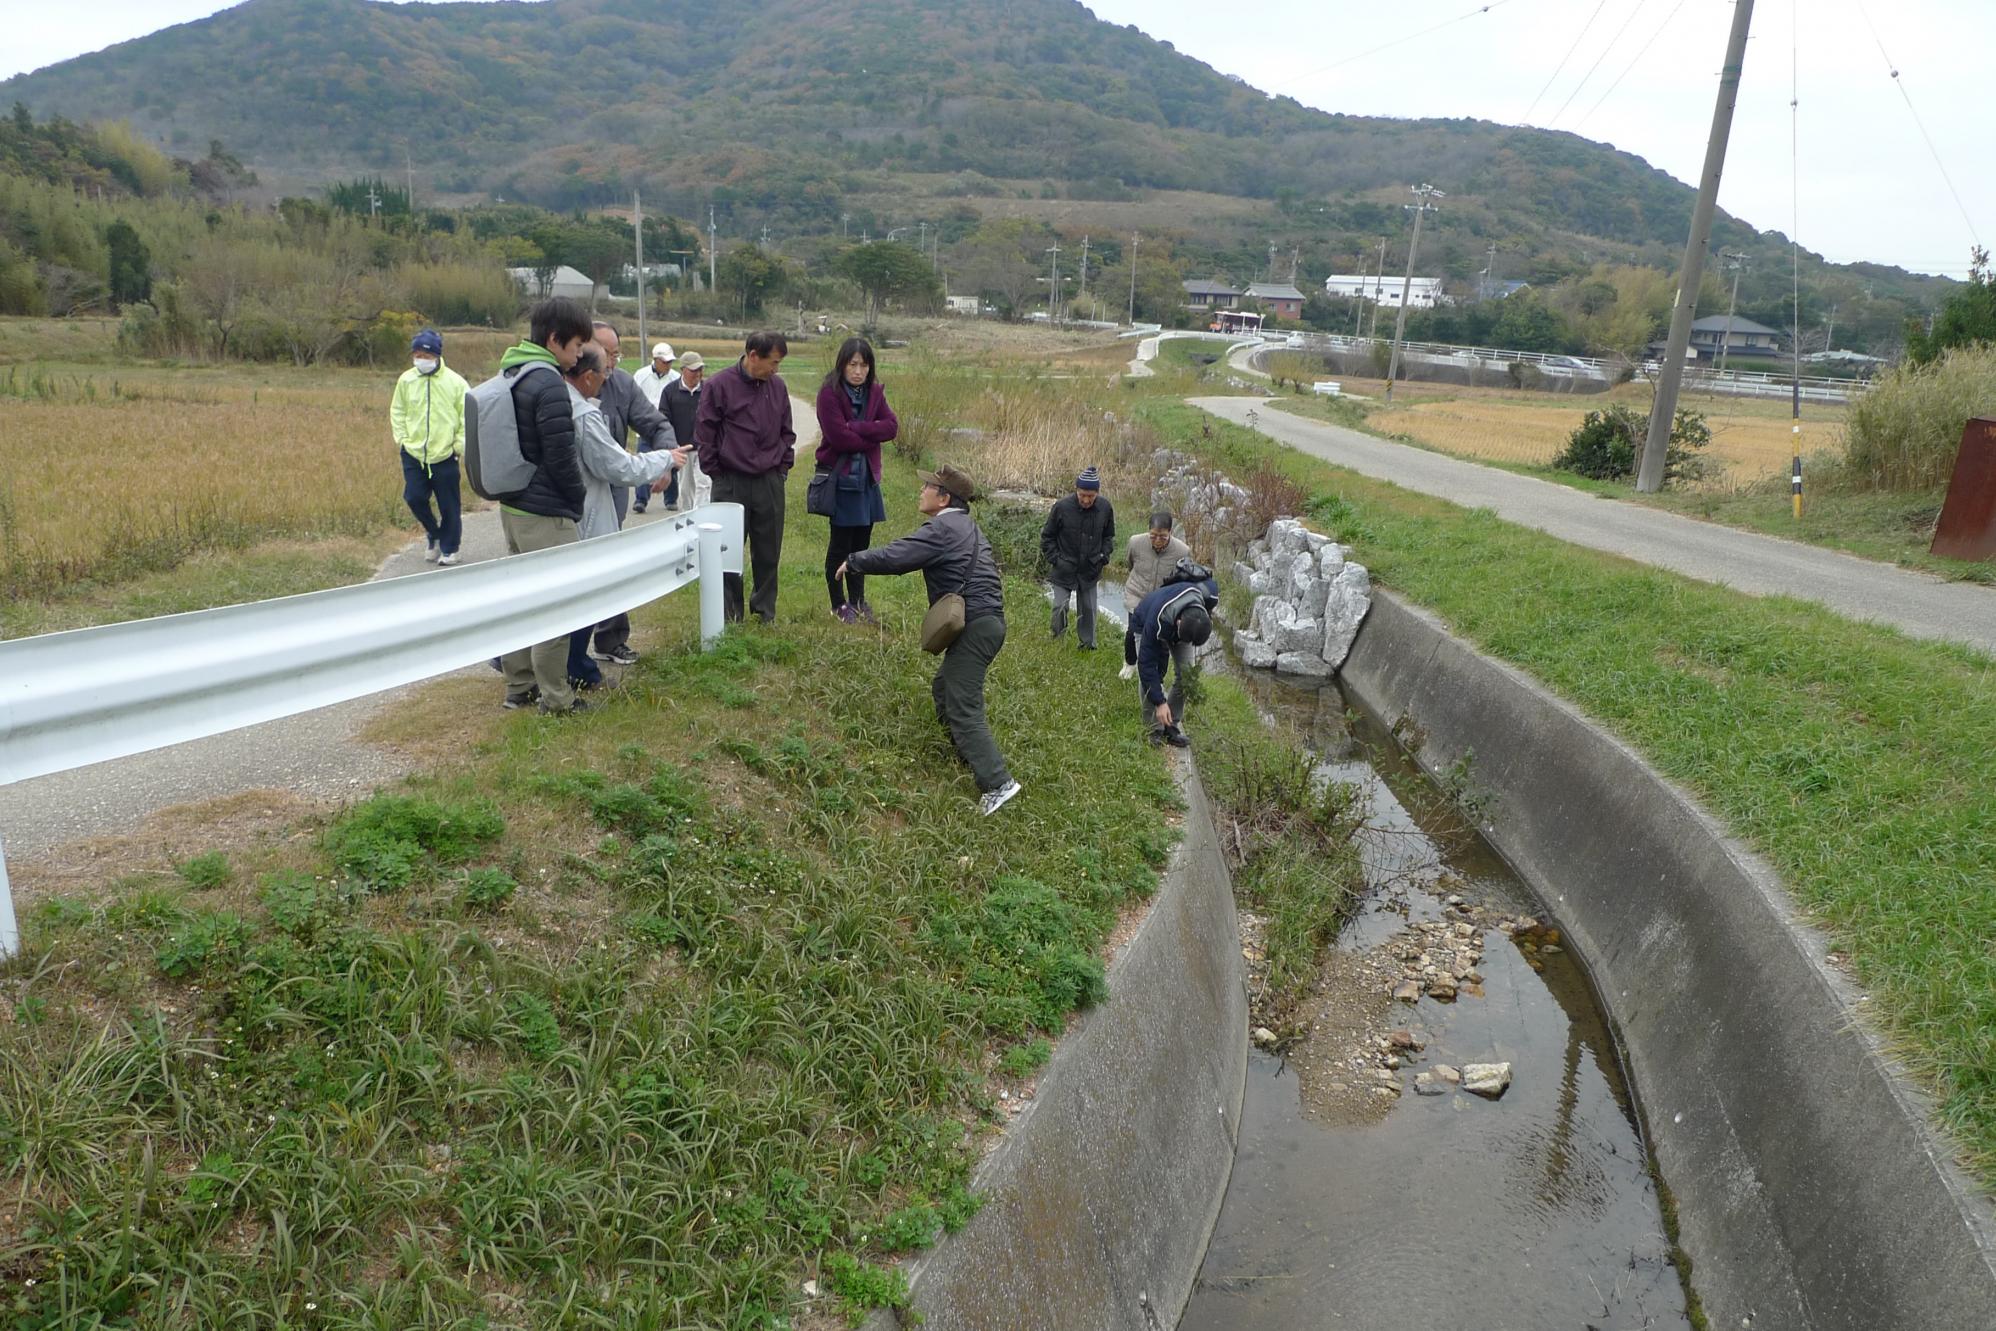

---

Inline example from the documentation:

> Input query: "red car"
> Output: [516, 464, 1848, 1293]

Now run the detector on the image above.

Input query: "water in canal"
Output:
[1179, 670, 1692, 1331]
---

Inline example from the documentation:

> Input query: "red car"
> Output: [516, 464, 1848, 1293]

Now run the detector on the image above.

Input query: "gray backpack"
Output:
[464, 363, 557, 501]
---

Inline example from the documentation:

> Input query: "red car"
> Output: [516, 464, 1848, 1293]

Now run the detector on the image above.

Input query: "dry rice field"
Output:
[1369, 387, 1846, 485]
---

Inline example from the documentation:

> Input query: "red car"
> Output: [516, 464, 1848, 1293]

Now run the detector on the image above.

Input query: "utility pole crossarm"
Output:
[1384, 184, 1444, 401]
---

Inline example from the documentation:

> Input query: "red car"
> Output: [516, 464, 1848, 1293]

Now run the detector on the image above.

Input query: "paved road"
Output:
[1191, 396, 1996, 656]
[1, 397, 820, 863]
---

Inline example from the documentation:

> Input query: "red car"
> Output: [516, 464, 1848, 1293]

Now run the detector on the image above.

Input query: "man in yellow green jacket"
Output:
[391, 328, 470, 564]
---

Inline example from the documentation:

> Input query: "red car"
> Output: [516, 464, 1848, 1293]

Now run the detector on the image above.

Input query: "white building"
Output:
[1322, 274, 1447, 309]
[945, 295, 981, 315]
[505, 264, 597, 302]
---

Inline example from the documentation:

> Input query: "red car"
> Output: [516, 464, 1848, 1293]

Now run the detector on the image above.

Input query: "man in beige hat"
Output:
[629, 341, 678, 513]
[662, 350, 708, 510]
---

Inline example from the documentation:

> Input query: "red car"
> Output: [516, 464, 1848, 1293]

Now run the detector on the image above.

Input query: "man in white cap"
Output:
[629, 341, 678, 513]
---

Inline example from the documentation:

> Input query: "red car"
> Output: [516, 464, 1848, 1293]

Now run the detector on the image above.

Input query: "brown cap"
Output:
[919, 465, 978, 503]
[676, 351, 705, 371]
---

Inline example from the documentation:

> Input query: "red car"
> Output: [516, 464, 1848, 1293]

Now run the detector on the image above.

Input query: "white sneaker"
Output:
[979, 780, 1023, 816]
[437, 551, 461, 566]
[1117, 663, 1137, 681]
[424, 542, 441, 564]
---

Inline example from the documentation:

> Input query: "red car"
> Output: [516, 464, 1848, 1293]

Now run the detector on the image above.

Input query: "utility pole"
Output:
[841, 212, 851, 240]
[1078, 235, 1091, 312]
[1370, 236, 1387, 337]
[633, 190, 647, 355]
[1127, 231, 1139, 326]
[1637, 0, 1756, 493]
[760, 224, 771, 247]
[1716, 250, 1748, 378]
[1288, 247, 1300, 284]
[1481, 242, 1498, 301]
[1046, 244, 1062, 322]
[367, 185, 381, 219]
[669, 249, 695, 297]
[708, 206, 718, 298]
[1384, 184, 1443, 401]
[405, 148, 415, 216]
[919, 220, 928, 256]
[1823, 303, 1837, 352]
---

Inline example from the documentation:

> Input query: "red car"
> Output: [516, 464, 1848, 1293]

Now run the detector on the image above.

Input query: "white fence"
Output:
[0, 503, 746, 958]
[1276, 331, 1865, 401]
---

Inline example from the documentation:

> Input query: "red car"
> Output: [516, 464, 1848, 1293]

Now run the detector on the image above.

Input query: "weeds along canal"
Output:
[1179, 666, 1693, 1331]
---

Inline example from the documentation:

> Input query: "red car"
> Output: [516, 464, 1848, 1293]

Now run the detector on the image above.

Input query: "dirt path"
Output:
[1193, 395, 1996, 655]
[0, 398, 820, 871]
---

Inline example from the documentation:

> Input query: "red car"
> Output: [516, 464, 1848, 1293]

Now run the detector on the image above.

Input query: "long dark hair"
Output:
[824, 337, 876, 392]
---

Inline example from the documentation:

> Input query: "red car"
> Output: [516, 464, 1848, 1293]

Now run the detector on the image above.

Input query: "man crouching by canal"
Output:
[838, 465, 1024, 816]
[1131, 563, 1217, 748]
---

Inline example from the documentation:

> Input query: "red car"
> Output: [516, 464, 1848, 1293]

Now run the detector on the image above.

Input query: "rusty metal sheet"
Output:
[1930, 418, 1996, 561]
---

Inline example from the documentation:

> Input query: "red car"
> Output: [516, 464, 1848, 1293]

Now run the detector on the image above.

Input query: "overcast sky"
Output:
[5, 0, 1987, 277]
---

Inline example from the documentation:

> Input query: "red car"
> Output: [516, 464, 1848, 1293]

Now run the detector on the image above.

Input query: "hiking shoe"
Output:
[1118, 663, 1138, 681]
[855, 601, 877, 625]
[437, 551, 461, 566]
[588, 644, 639, 665]
[424, 541, 441, 564]
[832, 604, 859, 625]
[1164, 726, 1191, 749]
[502, 688, 540, 710]
[539, 698, 594, 717]
[979, 780, 1023, 816]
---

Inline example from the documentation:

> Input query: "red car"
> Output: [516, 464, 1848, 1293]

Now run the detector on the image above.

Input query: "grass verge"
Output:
[1153, 398, 1996, 1187]
[0, 458, 1182, 1328]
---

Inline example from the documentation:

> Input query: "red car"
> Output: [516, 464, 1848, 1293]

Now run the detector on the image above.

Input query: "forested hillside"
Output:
[0, 0, 1960, 350]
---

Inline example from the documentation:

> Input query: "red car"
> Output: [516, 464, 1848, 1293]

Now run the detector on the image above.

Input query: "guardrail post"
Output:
[697, 522, 725, 651]
[0, 832, 17, 962]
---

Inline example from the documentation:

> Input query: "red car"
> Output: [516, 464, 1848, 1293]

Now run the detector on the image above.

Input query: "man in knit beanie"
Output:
[1039, 465, 1116, 649]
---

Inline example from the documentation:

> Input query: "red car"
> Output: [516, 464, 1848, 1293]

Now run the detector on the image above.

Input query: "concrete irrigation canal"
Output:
[1180, 668, 1688, 1329]
[870, 583, 1996, 1331]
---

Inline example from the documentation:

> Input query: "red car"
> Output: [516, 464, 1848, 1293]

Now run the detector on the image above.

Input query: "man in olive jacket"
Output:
[493, 297, 594, 715]
[1039, 466, 1115, 649]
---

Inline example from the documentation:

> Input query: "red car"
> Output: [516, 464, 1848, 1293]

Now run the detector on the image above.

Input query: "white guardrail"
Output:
[0, 502, 746, 958]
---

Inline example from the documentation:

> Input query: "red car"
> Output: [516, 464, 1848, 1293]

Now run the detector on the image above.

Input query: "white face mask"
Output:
[413, 356, 439, 375]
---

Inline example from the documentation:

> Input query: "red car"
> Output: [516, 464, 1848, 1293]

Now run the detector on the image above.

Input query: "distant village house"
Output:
[1243, 281, 1306, 320]
[1321, 274, 1447, 309]
[506, 264, 596, 302]
[1182, 278, 1243, 310]
[1688, 314, 1784, 361]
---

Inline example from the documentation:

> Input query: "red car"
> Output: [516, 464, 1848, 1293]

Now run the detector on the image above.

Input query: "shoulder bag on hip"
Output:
[919, 524, 976, 654]
[806, 465, 836, 517]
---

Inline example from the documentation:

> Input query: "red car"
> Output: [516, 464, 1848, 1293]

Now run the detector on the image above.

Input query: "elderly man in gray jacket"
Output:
[586, 322, 683, 663]
[563, 345, 684, 542]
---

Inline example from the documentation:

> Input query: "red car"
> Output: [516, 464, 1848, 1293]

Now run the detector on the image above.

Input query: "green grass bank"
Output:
[0, 459, 1192, 1329]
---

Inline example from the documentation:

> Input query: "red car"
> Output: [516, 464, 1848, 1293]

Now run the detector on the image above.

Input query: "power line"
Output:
[1523, 0, 1608, 123]
[1270, 1, 1519, 91]
[1546, 0, 1648, 128]
[1849, 0, 1981, 247]
[1572, 0, 1689, 131]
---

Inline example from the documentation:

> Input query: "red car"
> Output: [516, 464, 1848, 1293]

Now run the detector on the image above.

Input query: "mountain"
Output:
[0, 0, 1953, 335]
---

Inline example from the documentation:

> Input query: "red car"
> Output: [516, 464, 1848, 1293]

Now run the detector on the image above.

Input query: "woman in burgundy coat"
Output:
[814, 336, 899, 622]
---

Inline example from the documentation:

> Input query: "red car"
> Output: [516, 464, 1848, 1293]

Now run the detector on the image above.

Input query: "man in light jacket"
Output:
[389, 328, 469, 565]
[588, 322, 681, 662]
[1119, 510, 1190, 680]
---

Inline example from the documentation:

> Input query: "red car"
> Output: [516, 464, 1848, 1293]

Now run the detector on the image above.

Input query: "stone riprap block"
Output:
[1224, 516, 1372, 677]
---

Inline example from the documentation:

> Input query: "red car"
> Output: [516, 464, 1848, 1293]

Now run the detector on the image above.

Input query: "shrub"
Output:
[457, 867, 517, 911]
[175, 851, 232, 890]
[155, 911, 248, 978]
[1840, 344, 1996, 491]
[322, 794, 504, 891]
[1553, 404, 1709, 484]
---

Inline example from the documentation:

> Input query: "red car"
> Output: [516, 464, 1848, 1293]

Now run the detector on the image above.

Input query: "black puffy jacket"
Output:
[503, 364, 585, 520]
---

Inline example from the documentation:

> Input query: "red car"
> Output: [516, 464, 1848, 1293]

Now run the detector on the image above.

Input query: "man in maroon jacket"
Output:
[694, 330, 796, 623]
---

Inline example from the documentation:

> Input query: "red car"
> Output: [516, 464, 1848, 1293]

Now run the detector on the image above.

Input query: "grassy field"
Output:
[0, 453, 1201, 1328]
[0, 319, 838, 635]
[1150, 398, 1996, 1189]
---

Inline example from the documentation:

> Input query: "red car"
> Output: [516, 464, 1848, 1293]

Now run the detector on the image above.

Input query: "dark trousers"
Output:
[400, 453, 462, 556]
[631, 442, 677, 512]
[1141, 640, 1196, 731]
[826, 523, 874, 609]
[711, 469, 786, 623]
[593, 612, 630, 655]
[1123, 623, 1139, 666]
[1050, 578, 1098, 648]
[933, 615, 1012, 793]
[567, 629, 601, 687]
